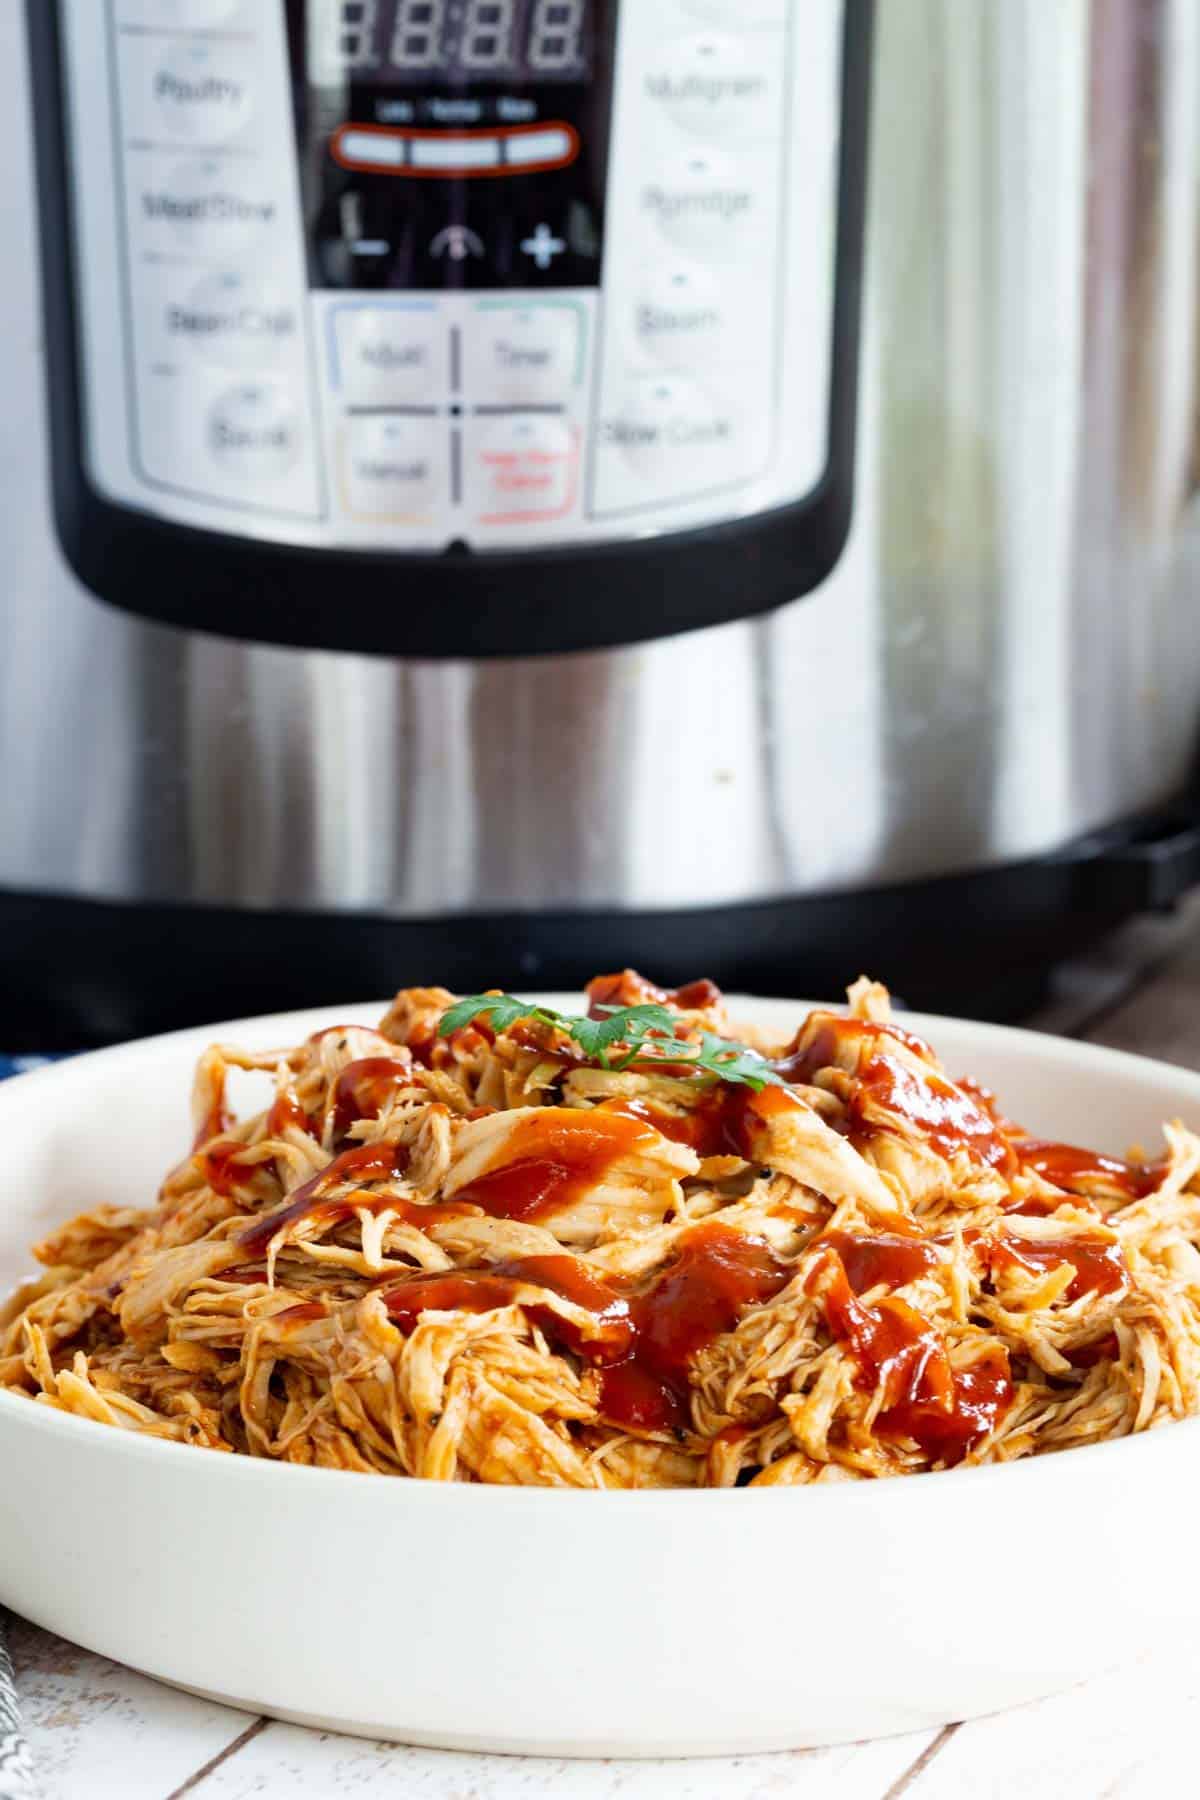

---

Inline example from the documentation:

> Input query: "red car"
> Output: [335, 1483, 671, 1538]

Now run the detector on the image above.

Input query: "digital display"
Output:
[311, 0, 592, 84]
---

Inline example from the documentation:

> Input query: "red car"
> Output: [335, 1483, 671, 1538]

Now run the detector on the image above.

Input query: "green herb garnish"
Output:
[437, 995, 786, 1093]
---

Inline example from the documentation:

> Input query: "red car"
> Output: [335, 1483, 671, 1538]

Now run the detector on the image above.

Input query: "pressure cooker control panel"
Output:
[55, 0, 846, 557]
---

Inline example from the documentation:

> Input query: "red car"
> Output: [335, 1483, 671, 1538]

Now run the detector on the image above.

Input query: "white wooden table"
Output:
[11, 908, 1200, 1799]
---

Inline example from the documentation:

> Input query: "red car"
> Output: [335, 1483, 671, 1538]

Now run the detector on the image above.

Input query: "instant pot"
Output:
[4, 0, 1200, 1044]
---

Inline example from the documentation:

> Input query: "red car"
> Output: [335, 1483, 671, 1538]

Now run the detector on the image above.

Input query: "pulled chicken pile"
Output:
[4, 972, 1200, 1487]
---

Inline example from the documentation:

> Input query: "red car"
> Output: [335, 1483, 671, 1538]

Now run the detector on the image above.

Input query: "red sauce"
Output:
[598, 1224, 792, 1432]
[819, 1229, 941, 1295]
[329, 1057, 413, 1142]
[451, 1107, 664, 1224]
[585, 970, 722, 1018]
[1015, 1139, 1164, 1202]
[810, 1249, 1012, 1462]
[990, 1226, 1128, 1301]
[773, 1016, 937, 1086]
[238, 1140, 411, 1255]
[204, 1144, 255, 1197]
[267, 1091, 314, 1138]
[672, 978, 723, 1011]
[409, 1024, 493, 1071]
[600, 1084, 800, 1163]
[774, 1017, 1015, 1173]
[272, 1301, 328, 1326]
[955, 1076, 1022, 1134]
[1064, 1333, 1119, 1368]
[383, 1254, 631, 1356]
[507, 1019, 589, 1067]
[384, 1222, 792, 1436]
[597, 1095, 728, 1156]
[860, 1056, 1016, 1172]
[213, 1261, 270, 1284]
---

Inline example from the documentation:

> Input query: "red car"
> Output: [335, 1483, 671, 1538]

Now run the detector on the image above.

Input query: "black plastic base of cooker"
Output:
[3, 812, 1200, 1049]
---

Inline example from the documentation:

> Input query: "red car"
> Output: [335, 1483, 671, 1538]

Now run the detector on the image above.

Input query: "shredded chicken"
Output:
[4, 970, 1200, 1489]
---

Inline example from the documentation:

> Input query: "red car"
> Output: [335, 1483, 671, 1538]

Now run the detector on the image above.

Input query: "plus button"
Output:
[520, 222, 566, 271]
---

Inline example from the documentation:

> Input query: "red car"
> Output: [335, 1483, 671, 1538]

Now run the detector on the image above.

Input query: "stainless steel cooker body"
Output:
[2, 0, 1200, 1039]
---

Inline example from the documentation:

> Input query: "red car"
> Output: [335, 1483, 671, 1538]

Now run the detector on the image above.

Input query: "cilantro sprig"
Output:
[437, 995, 786, 1093]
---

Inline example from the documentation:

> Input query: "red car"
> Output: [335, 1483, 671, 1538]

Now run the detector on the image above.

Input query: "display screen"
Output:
[313, 0, 592, 84]
[292, 0, 615, 294]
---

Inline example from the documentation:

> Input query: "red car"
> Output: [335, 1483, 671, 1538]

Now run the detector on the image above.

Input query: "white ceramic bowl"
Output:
[2, 996, 1200, 1757]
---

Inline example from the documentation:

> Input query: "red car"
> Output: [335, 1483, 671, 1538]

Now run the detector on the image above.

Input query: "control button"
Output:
[467, 305, 582, 402]
[504, 125, 577, 168]
[600, 374, 747, 496]
[340, 416, 440, 519]
[153, 39, 253, 140]
[430, 224, 485, 262]
[332, 306, 446, 406]
[410, 135, 501, 170]
[471, 416, 577, 522]
[135, 156, 278, 254]
[641, 149, 757, 257]
[634, 263, 725, 361]
[208, 383, 300, 479]
[335, 129, 407, 170]
[167, 270, 298, 369]
[645, 34, 776, 141]
[520, 222, 566, 270]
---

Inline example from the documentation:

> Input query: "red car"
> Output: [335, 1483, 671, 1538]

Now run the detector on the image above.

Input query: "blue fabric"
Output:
[0, 1055, 61, 1080]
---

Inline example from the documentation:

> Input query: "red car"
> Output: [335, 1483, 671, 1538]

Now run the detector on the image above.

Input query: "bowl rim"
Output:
[4, 991, 1200, 1505]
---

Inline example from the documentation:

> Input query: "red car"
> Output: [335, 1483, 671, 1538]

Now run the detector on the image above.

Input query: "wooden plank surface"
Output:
[901, 1643, 1200, 1800]
[5, 1612, 942, 1800]
[4, 1612, 254, 1800]
[186, 1722, 943, 1800]
[11, 904, 1200, 1797]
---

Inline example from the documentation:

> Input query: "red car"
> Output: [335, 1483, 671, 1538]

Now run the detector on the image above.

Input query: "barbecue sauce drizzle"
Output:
[238, 1140, 413, 1256]
[774, 1016, 1017, 1173]
[988, 1226, 1128, 1301]
[448, 1107, 666, 1224]
[808, 1249, 1012, 1463]
[1013, 1139, 1164, 1202]
[328, 1057, 414, 1143]
[382, 1222, 793, 1435]
[585, 971, 722, 1017]
[598, 1084, 798, 1161]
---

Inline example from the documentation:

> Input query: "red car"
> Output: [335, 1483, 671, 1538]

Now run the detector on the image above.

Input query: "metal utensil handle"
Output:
[0, 1618, 37, 1800]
